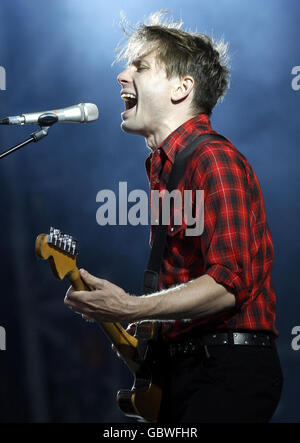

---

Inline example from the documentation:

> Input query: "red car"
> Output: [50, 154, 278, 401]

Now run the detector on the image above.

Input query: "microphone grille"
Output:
[81, 103, 99, 122]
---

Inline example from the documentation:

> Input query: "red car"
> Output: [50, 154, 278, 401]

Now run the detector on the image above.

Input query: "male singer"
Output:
[65, 12, 283, 422]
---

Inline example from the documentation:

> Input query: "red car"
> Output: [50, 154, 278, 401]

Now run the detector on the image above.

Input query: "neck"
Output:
[145, 111, 199, 151]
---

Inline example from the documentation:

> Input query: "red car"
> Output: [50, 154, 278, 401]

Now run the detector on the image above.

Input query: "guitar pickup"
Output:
[48, 227, 78, 256]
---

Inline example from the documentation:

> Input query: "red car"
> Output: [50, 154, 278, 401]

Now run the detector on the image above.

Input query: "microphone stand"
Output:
[0, 126, 50, 160]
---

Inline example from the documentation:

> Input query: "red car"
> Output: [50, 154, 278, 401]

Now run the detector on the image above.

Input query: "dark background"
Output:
[0, 0, 299, 422]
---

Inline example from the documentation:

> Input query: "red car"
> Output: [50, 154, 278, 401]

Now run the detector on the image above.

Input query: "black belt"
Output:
[167, 332, 274, 358]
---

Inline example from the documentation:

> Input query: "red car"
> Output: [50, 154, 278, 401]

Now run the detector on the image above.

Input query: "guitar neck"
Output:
[67, 268, 139, 371]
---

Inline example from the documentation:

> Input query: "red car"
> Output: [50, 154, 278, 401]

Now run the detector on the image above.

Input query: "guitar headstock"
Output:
[35, 227, 79, 280]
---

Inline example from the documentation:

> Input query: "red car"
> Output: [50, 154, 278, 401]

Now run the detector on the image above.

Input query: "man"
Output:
[65, 12, 283, 422]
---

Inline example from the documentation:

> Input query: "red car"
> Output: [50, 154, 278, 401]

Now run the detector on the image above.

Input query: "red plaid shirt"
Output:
[145, 113, 278, 341]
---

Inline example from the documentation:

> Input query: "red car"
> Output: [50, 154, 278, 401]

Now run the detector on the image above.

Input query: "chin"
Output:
[121, 120, 145, 136]
[121, 122, 134, 134]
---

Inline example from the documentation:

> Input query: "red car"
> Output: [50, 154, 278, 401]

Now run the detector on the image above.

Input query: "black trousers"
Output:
[157, 342, 283, 423]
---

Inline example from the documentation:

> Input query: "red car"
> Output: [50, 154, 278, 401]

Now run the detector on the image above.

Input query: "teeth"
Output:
[121, 93, 137, 101]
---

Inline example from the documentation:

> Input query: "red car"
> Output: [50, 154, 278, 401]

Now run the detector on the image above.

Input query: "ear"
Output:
[171, 76, 194, 103]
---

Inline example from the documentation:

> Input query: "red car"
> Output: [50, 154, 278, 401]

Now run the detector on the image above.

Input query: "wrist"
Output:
[125, 292, 163, 322]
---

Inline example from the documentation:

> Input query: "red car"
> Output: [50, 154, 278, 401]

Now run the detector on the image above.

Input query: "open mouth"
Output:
[121, 93, 137, 111]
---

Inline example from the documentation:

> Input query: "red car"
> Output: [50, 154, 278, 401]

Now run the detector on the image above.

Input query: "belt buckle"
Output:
[232, 332, 271, 346]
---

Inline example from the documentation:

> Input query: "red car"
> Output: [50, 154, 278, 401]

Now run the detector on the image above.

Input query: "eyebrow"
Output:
[131, 57, 151, 68]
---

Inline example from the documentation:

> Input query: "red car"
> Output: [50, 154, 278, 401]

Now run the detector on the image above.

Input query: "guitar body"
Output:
[35, 228, 162, 422]
[117, 376, 162, 423]
[117, 321, 163, 422]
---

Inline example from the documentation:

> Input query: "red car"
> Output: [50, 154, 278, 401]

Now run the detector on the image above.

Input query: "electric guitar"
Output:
[35, 227, 162, 422]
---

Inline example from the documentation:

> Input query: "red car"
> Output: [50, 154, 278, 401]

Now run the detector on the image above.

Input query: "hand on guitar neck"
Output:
[64, 268, 133, 324]
[35, 228, 139, 361]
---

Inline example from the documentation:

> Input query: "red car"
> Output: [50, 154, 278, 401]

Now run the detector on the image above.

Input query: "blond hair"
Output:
[115, 10, 230, 115]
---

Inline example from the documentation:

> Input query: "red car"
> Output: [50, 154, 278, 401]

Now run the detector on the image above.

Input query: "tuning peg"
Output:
[71, 240, 78, 256]
[47, 227, 78, 256]
[48, 227, 54, 244]
[48, 227, 61, 245]
[66, 236, 73, 253]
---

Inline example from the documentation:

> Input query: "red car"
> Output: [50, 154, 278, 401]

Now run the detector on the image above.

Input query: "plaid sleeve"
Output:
[191, 142, 253, 308]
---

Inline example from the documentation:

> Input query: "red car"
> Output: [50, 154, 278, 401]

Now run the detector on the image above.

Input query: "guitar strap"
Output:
[142, 132, 228, 295]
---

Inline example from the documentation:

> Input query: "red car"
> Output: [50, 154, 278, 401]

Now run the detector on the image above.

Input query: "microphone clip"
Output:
[0, 124, 51, 160]
[31, 126, 50, 142]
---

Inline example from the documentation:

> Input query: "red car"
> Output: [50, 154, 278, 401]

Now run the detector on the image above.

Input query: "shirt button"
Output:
[156, 178, 160, 183]
[157, 149, 161, 154]
[170, 227, 175, 232]
[155, 219, 159, 224]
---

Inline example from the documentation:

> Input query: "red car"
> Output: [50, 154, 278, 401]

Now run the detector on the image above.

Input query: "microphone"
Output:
[0, 103, 99, 126]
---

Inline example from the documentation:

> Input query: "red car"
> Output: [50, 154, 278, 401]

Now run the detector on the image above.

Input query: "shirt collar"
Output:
[145, 113, 212, 172]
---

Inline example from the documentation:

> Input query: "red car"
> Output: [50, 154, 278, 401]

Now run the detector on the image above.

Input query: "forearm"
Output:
[128, 274, 236, 322]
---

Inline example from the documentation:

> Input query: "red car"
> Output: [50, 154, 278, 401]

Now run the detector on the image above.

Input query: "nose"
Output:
[117, 67, 132, 86]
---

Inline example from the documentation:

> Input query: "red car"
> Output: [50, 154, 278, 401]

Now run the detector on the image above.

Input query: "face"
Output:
[117, 49, 175, 139]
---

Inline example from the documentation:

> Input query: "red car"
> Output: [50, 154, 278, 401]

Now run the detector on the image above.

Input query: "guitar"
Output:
[35, 227, 162, 422]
